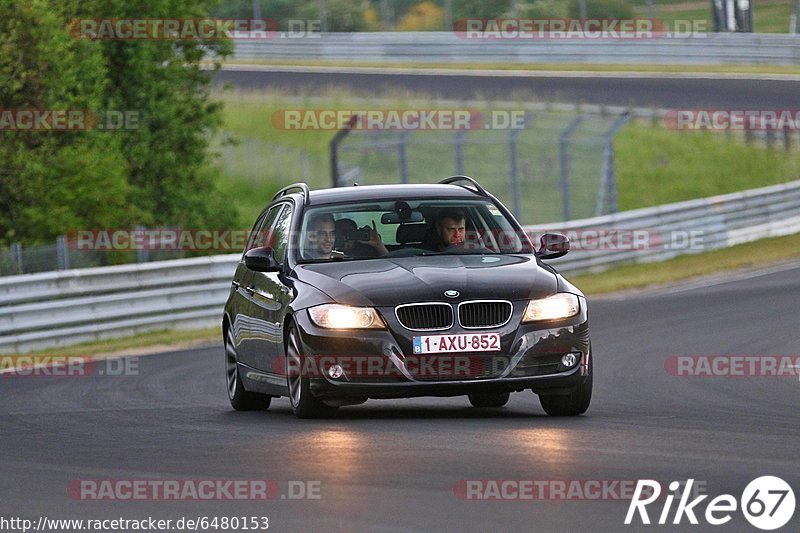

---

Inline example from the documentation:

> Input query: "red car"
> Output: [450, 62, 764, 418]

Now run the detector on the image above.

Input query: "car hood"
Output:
[293, 254, 558, 307]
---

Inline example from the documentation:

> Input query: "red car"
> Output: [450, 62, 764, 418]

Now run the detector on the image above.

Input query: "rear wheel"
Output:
[468, 392, 510, 408]
[286, 325, 338, 419]
[538, 350, 592, 416]
[225, 326, 271, 411]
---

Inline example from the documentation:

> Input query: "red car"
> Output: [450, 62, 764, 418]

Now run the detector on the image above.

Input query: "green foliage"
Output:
[520, 0, 569, 19]
[0, 0, 134, 243]
[0, 0, 236, 245]
[567, 0, 634, 19]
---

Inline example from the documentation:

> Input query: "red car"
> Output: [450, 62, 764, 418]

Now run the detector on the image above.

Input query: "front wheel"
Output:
[225, 326, 271, 411]
[538, 350, 592, 416]
[286, 325, 338, 419]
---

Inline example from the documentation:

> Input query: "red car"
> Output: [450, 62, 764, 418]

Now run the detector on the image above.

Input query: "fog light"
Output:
[561, 353, 578, 368]
[328, 364, 344, 379]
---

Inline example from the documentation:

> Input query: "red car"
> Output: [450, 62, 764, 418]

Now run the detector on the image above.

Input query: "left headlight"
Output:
[308, 304, 385, 329]
[522, 293, 580, 322]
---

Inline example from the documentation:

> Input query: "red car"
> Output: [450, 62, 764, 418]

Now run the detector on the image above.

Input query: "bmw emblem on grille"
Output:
[444, 290, 459, 298]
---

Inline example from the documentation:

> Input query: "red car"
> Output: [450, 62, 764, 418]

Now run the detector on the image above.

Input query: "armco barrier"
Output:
[231, 32, 800, 66]
[2, 179, 800, 353]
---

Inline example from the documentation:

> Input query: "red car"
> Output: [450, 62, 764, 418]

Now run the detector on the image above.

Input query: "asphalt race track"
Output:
[2, 263, 798, 532]
[215, 67, 800, 109]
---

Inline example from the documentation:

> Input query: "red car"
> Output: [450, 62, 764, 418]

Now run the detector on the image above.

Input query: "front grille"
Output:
[395, 303, 453, 331]
[458, 301, 512, 329]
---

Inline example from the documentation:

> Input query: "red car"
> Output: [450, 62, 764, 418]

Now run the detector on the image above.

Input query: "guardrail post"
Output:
[329, 115, 358, 188]
[56, 235, 70, 270]
[10, 242, 23, 275]
[559, 116, 584, 221]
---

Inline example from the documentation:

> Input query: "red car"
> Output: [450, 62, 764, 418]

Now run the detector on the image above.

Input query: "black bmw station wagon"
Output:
[223, 177, 591, 418]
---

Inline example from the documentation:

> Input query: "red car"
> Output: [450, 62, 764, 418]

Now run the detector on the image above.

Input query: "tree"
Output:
[0, 0, 135, 244]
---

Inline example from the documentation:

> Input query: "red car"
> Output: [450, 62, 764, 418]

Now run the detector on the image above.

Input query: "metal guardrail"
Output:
[232, 32, 800, 65]
[0, 255, 238, 353]
[2, 179, 800, 353]
[529, 180, 800, 272]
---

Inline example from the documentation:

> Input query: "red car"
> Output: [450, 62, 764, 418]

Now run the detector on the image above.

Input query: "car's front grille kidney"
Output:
[458, 301, 512, 328]
[395, 303, 453, 330]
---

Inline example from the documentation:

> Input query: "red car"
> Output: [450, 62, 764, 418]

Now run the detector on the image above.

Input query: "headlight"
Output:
[523, 293, 580, 322]
[308, 304, 385, 329]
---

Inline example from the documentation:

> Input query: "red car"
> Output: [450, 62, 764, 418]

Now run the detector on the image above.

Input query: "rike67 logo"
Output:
[625, 477, 795, 530]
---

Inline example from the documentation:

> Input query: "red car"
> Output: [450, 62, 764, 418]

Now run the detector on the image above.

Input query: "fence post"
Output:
[398, 130, 411, 184]
[56, 235, 70, 270]
[454, 130, 465, 175]
[135, 225, 149, 263]
[329, 115, 358, 187]
[597, 111, 631, 216]
[508, 112, 531, 220]
[559, 116, 584, 221]
[10, 243, 23, 275]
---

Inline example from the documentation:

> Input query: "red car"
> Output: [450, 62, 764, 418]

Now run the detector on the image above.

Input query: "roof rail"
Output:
[272, 183, 310, 204]
[439, 175, 488, 197]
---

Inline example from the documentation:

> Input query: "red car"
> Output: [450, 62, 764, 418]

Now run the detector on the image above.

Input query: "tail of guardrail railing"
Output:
[231, 32, 800, 65]
[2, 180, 800, 353]
[0, 254, 240, 354]
[525, 180, 800, 273]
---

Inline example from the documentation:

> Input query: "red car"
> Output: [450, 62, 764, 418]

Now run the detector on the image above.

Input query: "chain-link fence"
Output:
[0, 232, 209, 276]
[332, 110, 630, 224]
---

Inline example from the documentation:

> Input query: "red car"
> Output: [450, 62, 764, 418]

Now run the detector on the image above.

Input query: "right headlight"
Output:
[308, 304, 385, 329]
[522, 293, 580, 322]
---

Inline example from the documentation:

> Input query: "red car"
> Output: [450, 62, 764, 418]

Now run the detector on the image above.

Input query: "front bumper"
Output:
[293, 298, 590, 400]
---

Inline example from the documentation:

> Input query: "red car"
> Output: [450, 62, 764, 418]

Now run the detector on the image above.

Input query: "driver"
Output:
[429, 208, 466, 251]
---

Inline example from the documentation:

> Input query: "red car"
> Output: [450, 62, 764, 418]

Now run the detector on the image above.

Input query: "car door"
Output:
[236, 204, 282, 370]
[246, 202, 294, 374]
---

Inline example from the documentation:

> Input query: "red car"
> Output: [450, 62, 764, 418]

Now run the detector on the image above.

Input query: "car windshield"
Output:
[296, 198, 533, 262]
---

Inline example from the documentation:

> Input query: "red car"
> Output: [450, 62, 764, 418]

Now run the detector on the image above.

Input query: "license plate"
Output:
[413, 333, 501, 354]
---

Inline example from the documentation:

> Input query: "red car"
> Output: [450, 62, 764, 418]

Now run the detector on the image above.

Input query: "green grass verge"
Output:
[615, 123, 800, 210]
[1, 327, 220, 360]
[570, 232, 800, 295]
[214, 90, 800, 225]
[633, 0, 793, 34]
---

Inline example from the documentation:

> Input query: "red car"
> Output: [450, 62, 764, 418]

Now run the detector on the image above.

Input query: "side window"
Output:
[245, 205, 281, 253]
[269, 205, 293, 263]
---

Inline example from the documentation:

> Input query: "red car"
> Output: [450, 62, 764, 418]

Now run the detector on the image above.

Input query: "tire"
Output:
[286, 325, 338, 419]
[538, 349, 592, 416]
[468, 392, 510, 408]
[225, 326, 271, 411]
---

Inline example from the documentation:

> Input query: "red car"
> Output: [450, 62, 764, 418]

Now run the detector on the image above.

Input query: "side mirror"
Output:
[538, 233, 570, 260]
[244, 247, 281, 272]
